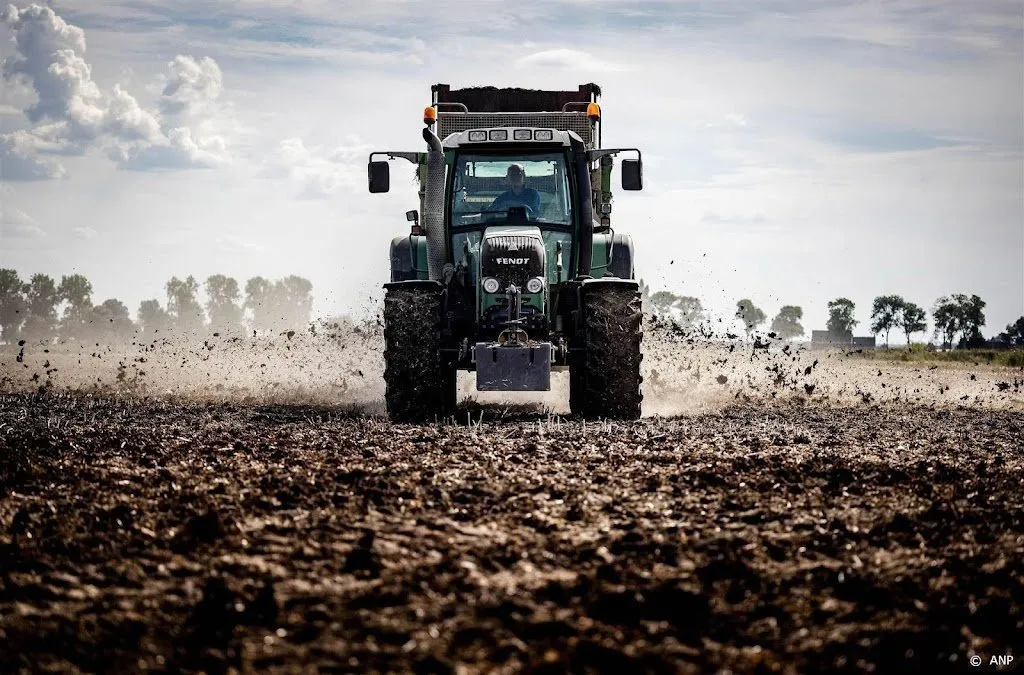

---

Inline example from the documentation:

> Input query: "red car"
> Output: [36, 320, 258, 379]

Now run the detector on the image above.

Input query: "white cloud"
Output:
[514, 48, 630, 73]
[1, 4, 231, 177]
[159, 55, 223, 119]
[700, 113, 750, 130]
[216, 234, 263, 253]
[0, 203, 34, 225]
[1, 4, 104, 134]
[261, 135, 372, 199]
[0, 131, 68, 180]
[111, 126, 229, 170]
[0, 203, 45, 237]
[2, 222, 46, 237]
[73, 226, 98, 239]
[104, 84, 162, 142]
[724, 113, 747, 127]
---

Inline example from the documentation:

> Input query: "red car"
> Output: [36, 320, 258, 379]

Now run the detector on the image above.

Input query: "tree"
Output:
[675, 296, 704, 328]
[649, 291, 680, 316]
[932, 294, 987, 348]
[21, 273, 59, 339]
[89, 299, 134, 340]
[649, 291, 704, 327]
[932, 296, 958, 348]
[275, 275, 314, 326]
[57, 274, 94, 338]
[899, 301, 927, 345]
[735, 299, 766, 338]
[0, 269, 27, 343]
[138, 299, 171, 334]
[870, 295, 904, 347]
[245, 275, 314, 331]
[952, 293, 986, 348]
[205, 274, 244, 332]
[166, 276, 205, 332]
[245, 276, 274, 330]
[826, 298, 857, 338]
[997, 316, 1024, 346]
[770, 305, 804, 340]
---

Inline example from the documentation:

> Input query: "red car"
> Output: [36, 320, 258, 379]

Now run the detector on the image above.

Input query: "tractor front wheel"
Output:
[383, 283, 457, 423]
[569, 283, 643, 420]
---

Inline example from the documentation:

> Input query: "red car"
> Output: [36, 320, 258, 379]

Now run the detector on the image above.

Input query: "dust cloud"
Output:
[2, 315, 1021, 414]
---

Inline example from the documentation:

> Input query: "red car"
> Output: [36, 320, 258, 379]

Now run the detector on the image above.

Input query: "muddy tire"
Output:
[383, 284, 457, 423]
[569, 283, 643, 420]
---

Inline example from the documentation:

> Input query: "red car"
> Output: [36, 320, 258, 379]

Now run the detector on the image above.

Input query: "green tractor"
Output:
[368, 83, 644, 422]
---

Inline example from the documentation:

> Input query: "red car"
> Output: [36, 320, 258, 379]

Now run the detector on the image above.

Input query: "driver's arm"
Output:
[527, 189, 541, 215]
[487, 192, 508, 212]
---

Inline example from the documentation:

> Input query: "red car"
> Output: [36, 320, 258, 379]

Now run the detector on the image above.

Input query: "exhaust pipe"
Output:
[422, 128, 447, 281]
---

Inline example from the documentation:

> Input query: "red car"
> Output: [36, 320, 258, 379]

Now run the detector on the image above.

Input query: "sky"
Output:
[1, 0, 1022, 342]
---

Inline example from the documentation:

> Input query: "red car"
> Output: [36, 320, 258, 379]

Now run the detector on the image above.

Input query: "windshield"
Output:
[450, 152, 573, 227]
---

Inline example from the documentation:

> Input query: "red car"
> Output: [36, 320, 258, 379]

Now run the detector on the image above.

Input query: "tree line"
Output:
[0, 269, 314, 343]
[640, 282, 1023, 348]
[827, 294, 1022, 348]
[642, 287, 806, 340]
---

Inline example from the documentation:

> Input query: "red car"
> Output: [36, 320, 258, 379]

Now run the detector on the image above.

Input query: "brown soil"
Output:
[1, 323, 1022, 673]
[1, 394, 1021, 673]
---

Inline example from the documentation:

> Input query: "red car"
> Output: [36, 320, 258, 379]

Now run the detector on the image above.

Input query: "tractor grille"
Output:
[438, 112, 594, 147]
[481, 234, 545, 291]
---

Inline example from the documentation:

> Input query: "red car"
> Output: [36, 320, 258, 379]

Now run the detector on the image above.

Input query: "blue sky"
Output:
[2, 0, 1022, 340]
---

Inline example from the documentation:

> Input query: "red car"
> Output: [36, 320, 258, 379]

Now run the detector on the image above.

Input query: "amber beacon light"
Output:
[423, 106, 437, 124]
[586, 102, 601, 121]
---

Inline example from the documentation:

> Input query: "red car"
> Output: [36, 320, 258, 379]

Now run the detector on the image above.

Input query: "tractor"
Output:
[368, 83, 644, 422]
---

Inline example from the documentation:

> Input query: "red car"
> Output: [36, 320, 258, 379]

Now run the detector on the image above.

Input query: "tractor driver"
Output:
[488, 164, 541, 217]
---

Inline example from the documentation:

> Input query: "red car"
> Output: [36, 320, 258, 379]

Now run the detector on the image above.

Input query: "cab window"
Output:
[451, 152, 572, 227]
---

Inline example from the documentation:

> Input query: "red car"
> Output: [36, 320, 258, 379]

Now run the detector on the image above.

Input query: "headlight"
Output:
[482, 277, 501, 293]
[526, 277, 544, 294]
[513, 128, 532, 140]
[534, 129, 554, 141]
[488, 129, 508, 141]
[467, 130, 486, 142]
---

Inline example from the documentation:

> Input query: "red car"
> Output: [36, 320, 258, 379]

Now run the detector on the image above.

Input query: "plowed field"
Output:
[1, 325, 1021, 673]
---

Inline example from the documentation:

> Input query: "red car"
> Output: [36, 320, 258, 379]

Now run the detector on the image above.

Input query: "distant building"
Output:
[811, 330, 847, 344]
[811, 330, 875, 350]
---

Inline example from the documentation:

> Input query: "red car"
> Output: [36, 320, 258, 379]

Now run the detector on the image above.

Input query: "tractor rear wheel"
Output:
[569, 283, 643, 420]
[383, 284, 457, 423]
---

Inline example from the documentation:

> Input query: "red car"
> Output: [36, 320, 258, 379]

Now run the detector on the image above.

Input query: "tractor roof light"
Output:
[533, 129, 554, 141]
[587, 102, 601, 121]
[513, 128, 532, 140]
[423, 106, 437, 125]
[489, 129, 508, 141]
[467, 130, 487, 142]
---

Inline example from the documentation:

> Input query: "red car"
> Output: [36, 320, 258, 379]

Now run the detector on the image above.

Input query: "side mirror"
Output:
[621, 159, 642, 191]
[368, 160, 390, 193]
